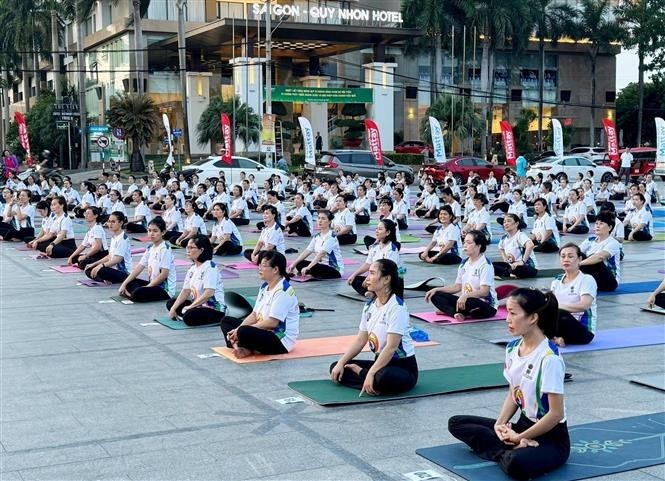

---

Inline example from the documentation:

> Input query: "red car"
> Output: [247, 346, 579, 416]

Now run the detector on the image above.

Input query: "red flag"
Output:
[220, 113, 233, 165]
[364, 119, 383, 166]
[500, 120, 516, 167]
[602, 118, 620, 171]
[14, 111, 32, 166]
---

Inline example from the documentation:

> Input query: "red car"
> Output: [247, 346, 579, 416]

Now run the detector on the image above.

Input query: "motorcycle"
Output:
[17, 151, 63, 187]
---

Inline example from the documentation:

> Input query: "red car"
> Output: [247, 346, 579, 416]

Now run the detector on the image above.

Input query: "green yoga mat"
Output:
[228, 287, 259, 297]
[288, 362, 506, 406]
[154, 316, 219, 330]
[399, 234, 422, 244]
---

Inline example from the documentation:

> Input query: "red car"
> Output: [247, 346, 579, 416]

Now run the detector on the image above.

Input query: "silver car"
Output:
[306, 150, 415, 184]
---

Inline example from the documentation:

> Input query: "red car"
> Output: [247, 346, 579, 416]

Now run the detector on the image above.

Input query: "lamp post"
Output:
[176, 0, 192, 164]
[265, 0, 272, 165]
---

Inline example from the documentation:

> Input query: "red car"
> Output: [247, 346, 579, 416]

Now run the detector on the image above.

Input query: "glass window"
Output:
[458, 158, 475, 166]
[213, 160, 226, 168]
[562, 158, 577, 166]
[351, 154, 374, 165]
[578, 158, 594, 167]
[238, 158, 256, 169]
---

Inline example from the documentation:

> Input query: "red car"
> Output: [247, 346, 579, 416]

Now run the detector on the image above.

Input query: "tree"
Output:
[512, 109, 537, 156]
[616, 76, 665, 147]
[196, 96, 260, 151]
[420, 93, 484, 154]
[571, 0, 622, 146]
[616, 0, 665, 146]
[107, 92, 159, 172]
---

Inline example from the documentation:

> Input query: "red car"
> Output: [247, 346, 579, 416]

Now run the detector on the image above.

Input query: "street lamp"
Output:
[176, 0, 192, 165]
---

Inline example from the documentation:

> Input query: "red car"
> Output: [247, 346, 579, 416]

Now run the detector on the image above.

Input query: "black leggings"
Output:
[556, 310, 595, 345]
[214, 241, 243, 256]
[124, 278, 171, 303]
[220, 318, 288, 354]
[355, 213, 370, 225]
[36, 238, 77, 258]
[328, 355, 418, 395]
[625, 226, 653, 241]
[165, 298, 226, 326]
[295, 260, 341, 279]
[85, 266, 129, 284]
[231, 217, 250, 226]
[533, 237, 559, 253]
[336, 232, 357, 245]
[493, 261, 538, 279]
[74, 250, 108, 270]
[415, 208, 436, 219]
[425, 224, 439, 234]
[563, 223, 589, 235]
[163, 230, 181, 243]
[580, 261, 618, 292]
[490, 201, 509, 213]
[125, 222, 147, 233]
[655, 292, 665, 309]
[423, 250, 462, 265]
[430, 292, 497, 319]
[448, 414, 570, 481]
[285, 219, 311, 237]
[351, 275, 368, 296]
[1, 227, 34, 241]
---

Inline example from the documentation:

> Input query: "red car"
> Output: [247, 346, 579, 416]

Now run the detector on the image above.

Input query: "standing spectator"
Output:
[619, 147, 633, 184]
[315, 131, 323, 153]
[516, 154, 527, 181]
[2, 150, 19, 180]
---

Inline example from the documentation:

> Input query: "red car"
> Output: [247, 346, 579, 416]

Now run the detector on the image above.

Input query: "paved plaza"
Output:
[1, 185, 664, 481]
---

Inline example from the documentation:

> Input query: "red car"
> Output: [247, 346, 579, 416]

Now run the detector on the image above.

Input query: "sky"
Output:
[616, 48, 653, 93]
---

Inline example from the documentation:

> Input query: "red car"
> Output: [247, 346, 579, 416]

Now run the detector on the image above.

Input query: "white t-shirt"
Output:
[80, 192, 96, 207]
[466, 208, 492, 240]
[306, 231, 343, 274]
[211, 218, 243, 246]
[446, 200, 462, 220]
[109, 232, 133, 273]
[139, 241, 177, 296]
[620, 151, 633, 168]
[134, 202, 153, 227]
[96, 195, 113, 214]
[62, 188, 81, 205]
[422, 192, 440, 211]
[333, 209, 356, 235]
[504, 337, 566, 423]
[212, 193, 230, 209]
[393, 199, 410, 227]
[365, 241, 404, 276]
[551, 272, 597, 333]
[433, 223, 461, 256]
[82, 223, 109, 250]
[454, 256, 498, 309]
[626, 207, 654, 236]
[531, 213, 560, 246]
[13, 203, 35, 229]
[49, 213, 75, 238]
[182, 260, 226, 312]
[287, 205, 313, 231]
[231, 197, 249, 219]
[253, 279, 300, 351]
[351, 196, 371, 216]
[163, 206, 183, 231]
[259, 223, 285, 254]
[563, 201, 587, 226]
[579, 235, 621, 283]
[508, 201, 527, 221]
[498, 231, 538, 269]
[184, 214, 207, 235]
[359, 295, 415, 358]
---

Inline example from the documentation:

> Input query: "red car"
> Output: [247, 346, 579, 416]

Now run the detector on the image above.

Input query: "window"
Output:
[474, 159, 491, 168]
[578, 158, 594, 167]
[213, 160, 226, 169]
[458, 158, 475, 166]
[238, 158, 256, 169]
[351, 154, 374, 165]
[561, 158, 577, 166]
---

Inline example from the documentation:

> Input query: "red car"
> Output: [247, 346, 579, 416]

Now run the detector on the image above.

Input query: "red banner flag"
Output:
[500, 120, 516, 167]
[364, 119, 383, 166]
[602, 118, 620, 171]
[220, 113, 233, 165]
[14, 111, 32, 166]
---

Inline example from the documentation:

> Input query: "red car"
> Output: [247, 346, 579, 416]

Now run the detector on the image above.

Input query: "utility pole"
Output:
[176, 0, 191, 164]
[265, 0, 272, 165]
[75, 5, 88, 168]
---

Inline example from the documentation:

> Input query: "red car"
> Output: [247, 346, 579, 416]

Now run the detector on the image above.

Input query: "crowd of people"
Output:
[1, 162, 663, 481]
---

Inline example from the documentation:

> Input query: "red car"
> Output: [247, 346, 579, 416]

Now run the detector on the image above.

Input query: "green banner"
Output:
[270, 86, 373, 104]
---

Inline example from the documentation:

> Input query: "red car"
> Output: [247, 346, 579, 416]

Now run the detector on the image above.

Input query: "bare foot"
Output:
[552, 336, 566, 347]
[344, 363, 362, 375]
[233, 347, 252, 359]
[435, 310, 445, 315]
[453, 313, 466, 322]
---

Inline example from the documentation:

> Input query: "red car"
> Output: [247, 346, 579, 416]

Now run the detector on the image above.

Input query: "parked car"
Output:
[181, 156, 288, 186]
[529, 150, 559, 164]
[394, 140, 433, 156]
[603, 147, 657, 181]
[527, 155, 616, 183]
[569, 146, 607, 164]
[421, 156, 507, 185]
[306, 150, 415, 184]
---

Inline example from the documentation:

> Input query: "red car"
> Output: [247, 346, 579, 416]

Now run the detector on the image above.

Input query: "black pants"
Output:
[533, 237, 559, 253]
[285, 219, 311, 237]
[74, 250, 108, 270]
[564, 223, 589, 235]
[1, 226, 34, 241]
[493, 261, 538, 279]
[85, 266, 129, 284]
[425, 224, 438, 234]
[125, 222, 147, 233]
[415, 208, 436, 219]
[231, 217, 249, 226]
[242, 249, 257, 262]
[431, 292, 497, 319]
[609, 193, 625, 201]
[351, 275, 368, 296]
[423, 250, 462, 265]
[163, 230, 181, 243]
[490, 201, 509, 213]
[448, 414, 570, 481]
[586, 213, 596, 224]
[625, 226, 652, 241]
[580, 261, 618, 292]
[37, 238, 77, 258]
[355, 213, 370, 225]
[220, 318, 288, 354]
[295, 260, 341, 279]
[336, 232, 357, 245]
[125, 278, 171, 303]
[396, 218, 408, 230]
[165, 298, 226, 326]
[655, 292, 665, 309]
[214, 241, 242, 256]
[556, 311, 595, 345]
[73, 206, 87, 218]
[328, 355, 418, 395]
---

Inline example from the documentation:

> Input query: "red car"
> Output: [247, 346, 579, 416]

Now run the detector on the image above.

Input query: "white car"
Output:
[527, 155, 617, 183]
[181, 156, 288, 186]
[568, 146, 607, 164]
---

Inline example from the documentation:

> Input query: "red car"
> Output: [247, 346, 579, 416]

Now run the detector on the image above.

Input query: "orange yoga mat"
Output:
[211, 335, 439, 364]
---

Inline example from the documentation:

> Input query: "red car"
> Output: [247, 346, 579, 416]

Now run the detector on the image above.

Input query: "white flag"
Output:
[656, 117, 665, 164]
[162, 113, 174, 167]
[429, 116, 446, 163]
[552, 119, 563, 159]
[298, 116, 316, 166]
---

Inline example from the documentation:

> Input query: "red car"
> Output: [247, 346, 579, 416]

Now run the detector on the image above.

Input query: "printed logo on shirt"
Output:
[368, 332, 379, 353]
[513, 386, 525, 409]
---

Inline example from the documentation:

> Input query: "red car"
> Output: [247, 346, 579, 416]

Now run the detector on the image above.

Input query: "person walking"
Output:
[619, 147, 633, 185]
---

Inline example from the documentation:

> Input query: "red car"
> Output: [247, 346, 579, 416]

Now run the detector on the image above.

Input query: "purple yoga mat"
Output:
[220, 269, 240, 279]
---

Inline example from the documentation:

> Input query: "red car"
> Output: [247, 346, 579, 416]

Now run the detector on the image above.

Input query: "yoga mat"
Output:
[597, 280, 661, 296]
[220, 269, 240, 280]
[400, 234, 422, 244]
[630, 373, 665, 392]
[494, 268, 563, 280]
[641, 306, 665, 315]
[404, 277, 446, 291]
[50, 265, 82, 274]
[211, 335, 439, 364]
[132, 236, 150, 242]
[225, 261, 258, 270]
[154, 316, 220, 330]
[411, 306, 508, 324]
[110, 295, 134, 305]
[130, 247, 145, 255]
[227, 287, 259, 297]
[78, 279, 111, 287]
[490, 325, 665, 353]
[288, 363, 506, 406]
[174, 259, 192, 267]
[400, 246, 427, 254]
[291, 272, 350, 283]
[416, 412, 665, 481]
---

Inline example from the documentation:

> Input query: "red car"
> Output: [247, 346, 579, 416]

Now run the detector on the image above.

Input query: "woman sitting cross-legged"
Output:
[623, 193, 654, 242]
[425, 230, 498, 321]
[172, 199, 207, 248]
[36, 196, 78, 259]
[287, 210, 343, 279]
[221, 251, 300, 358]
[283, 193, 313, 237]
[210, 203, 243, 256]
[530, 198, 560, 253]
[66, 206, 109, 270]
[493, 214, 539, 279]
[448, 288, 569, 481]
[330, 259, 418, 396]
[243, 205, 285, 264]
[332, 195, 358, 245]
[419, 205, 462, 265]
[578, 210, 621, 292]
[165, 235, 229, 327]
[84, 211, 134, 284]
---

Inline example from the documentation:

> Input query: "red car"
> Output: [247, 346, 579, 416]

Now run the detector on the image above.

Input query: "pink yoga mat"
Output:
[132, 236, 151, 242]
[174, 259, 192, 267]
[411, 306, 508, 324]
[50, 265, 82, 274]
[400, 246, 427, 255]
[13, 245, 33, 251]
[225, 262, 258, 270]
[130, 247, 145, 255]
[221, 269, 240, 279]
[31, 254, 50, 260]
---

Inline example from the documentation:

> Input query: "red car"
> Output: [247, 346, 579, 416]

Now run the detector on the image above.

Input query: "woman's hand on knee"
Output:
[330, 362, 344, 384]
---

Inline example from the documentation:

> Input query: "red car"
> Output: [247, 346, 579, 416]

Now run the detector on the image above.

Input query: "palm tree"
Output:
[532, 0, 576, 151]
[420, 93, 484, 154]
[0, 26, 20, 145]
[196, 96, 260, 153]
[465, 0, 532, 156]
[107, 92, 159, 172]
[571, 0, 621, 146]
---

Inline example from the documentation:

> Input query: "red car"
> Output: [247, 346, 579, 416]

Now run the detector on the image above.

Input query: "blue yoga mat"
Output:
[416, 412, 665, 481]
[598, 280, 661, 296]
